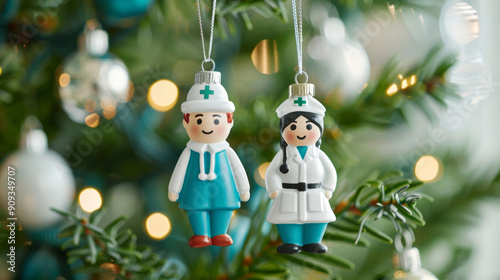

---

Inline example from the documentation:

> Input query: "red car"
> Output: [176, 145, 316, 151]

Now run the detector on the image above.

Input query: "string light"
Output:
[401, 79, 408, 90]
[85, 113, 100, 128]
[145, 213, 172, 240]
[103, 105, 116, 120]
[410, 75, 417, 85]
[398, 74, 403, 80]
[0, 66, 2, 76]
[147, 79, 179, 112]
[414, 155, 441, 182]
[59, 73, 71, 88]
[79, 187, 103, 213]
[387, 84, 398, 96]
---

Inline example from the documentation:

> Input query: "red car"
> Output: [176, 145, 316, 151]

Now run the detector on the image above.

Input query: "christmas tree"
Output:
[1, 0, 499, 279]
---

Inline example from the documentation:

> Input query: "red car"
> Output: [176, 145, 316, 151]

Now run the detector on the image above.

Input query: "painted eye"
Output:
[197, 119, 202, 125]
[214, 119, 220, 125]
[306, 124, 313, 130]
[290, 124, 297, 131]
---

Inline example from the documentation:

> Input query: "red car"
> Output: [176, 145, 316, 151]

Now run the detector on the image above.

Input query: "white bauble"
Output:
[439, 0, 479, 50]
[393, 248, 438, 280]
[392, 269, 439, 280]
[0, 130, 75, 229]
[307, 36, 370, 102]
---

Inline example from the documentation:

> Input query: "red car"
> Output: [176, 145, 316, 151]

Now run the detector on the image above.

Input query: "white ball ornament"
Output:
[307, 35, 370, 102]
[392, 232, 438, 280]
[0, 117, 76, 229]
[439, 0, 479, 50]
[392, 248, 438, 280]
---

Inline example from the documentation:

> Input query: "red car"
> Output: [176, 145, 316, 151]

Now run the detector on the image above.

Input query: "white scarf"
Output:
[186, 140, 229, 181]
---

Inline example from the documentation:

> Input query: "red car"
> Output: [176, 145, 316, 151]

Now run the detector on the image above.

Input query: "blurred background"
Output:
[0, 0, 499, 279]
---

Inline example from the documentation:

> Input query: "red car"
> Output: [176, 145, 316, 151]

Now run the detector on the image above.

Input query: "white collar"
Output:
[286, 145, 318, 163]
[187, 140, 229, 153]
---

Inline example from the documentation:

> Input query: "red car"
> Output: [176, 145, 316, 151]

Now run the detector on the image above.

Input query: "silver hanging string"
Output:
[292, 0, 308, 83]
[196, 0, 217, 71]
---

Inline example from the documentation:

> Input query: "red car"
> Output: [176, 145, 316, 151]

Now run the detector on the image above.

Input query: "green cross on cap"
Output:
[200, 85, 214, 99]
[294, 97, 306, 106]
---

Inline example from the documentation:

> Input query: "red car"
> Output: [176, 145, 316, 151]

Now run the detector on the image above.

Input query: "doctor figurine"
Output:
[168, 71, 250, 248]
[265, 83, 337, 254]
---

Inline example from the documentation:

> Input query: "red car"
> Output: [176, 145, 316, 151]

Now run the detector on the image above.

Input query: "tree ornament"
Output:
[94, 0, 153, 22]
[439, 0, 479, 50]
[58, 20, 130, 124]
[308, 34, 370, 102]
[265, 0, 337, 255]
[0, 116, 75, 229]
[440, 1, 491, 104]
[167, 0, 250, 248]
[307, 8, 370, 102]
[392, 231, 438, 280]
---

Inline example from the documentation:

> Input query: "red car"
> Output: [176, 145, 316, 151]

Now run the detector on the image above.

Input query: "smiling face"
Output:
[183, 112, 233, 143]
[282, 115, 321, 147]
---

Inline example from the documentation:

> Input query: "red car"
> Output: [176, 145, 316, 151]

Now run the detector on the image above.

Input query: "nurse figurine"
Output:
[168, 71, 250, 248]
[265, 83, 337, 254]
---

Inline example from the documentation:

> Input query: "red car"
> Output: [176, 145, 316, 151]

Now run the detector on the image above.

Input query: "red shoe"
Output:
[188, 235, 211, 248]
[211, 234, 233, 246]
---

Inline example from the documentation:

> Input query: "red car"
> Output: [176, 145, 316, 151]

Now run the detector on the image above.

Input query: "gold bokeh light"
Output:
[386, 84, 398, 96]
[85, 113, 100, 128]
[145, 213, 172, 240]
[147, 79, 179, 112]
[401, 79, 408, 90]
[103, 105, 116, 120]
[415, 155, 441, 182]
[410, 75, 417, 85]
[79, 187, 103, 213]
[254, 162, 271, 187]
[251, 39, 279, 74]
[59, 73, 71, 88]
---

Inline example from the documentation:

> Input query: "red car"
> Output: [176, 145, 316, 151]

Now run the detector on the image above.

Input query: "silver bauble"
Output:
[58, 23, 130, 124]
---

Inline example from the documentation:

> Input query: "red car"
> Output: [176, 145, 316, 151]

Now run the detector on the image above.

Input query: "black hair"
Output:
[279, 111, 324, 174]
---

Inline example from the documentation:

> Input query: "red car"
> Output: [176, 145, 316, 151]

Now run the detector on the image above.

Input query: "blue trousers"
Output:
[187, 210, 233, 237]
[276, 223, 328, 246]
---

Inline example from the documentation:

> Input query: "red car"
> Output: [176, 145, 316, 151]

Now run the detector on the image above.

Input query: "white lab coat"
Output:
[265, 145, 337, 224]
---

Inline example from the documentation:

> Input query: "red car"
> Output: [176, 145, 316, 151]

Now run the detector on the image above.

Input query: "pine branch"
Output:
[333, 46, 458, 129]
[155, 0, 288, 40]
[52, 207, 180, 280]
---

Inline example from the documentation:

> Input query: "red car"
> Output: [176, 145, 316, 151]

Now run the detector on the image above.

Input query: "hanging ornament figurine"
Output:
[392, 231, 438, 280]
[168, 0, 250, 248]
[265, 0, 337, 255]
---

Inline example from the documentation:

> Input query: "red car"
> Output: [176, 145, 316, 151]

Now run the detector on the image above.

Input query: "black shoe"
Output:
[302, 243, 327, 254]
[277, 243, 302, 254]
